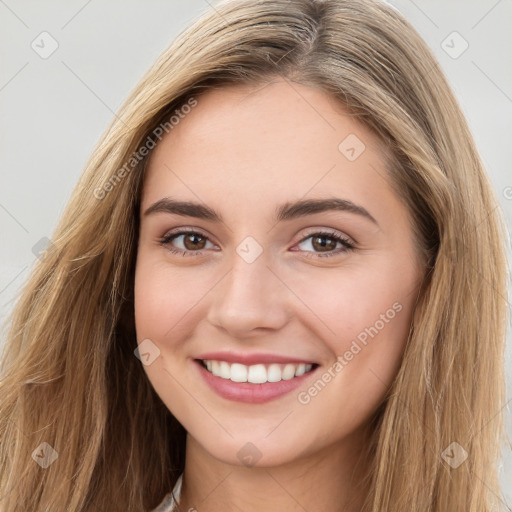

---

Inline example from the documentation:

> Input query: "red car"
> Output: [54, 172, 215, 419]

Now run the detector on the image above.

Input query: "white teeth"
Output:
[202, 360, 314, 383]
[219, 361, 231, 379]
[247, 364, 267, 384]
[267, 364, 282, 382]
[282, 364, 296, 380]
[230, 363, 248, 382]
[295, 363, 306, 377]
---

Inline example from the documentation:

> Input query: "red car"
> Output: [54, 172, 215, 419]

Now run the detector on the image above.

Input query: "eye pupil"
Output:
[313, 235, 337, 252]
[184, 233, 206, 250]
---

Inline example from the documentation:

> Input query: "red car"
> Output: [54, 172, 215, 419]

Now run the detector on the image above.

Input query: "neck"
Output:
[178, 425, 373, 512]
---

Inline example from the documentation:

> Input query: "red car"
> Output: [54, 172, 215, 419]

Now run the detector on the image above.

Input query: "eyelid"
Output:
[161, 226, 355, 246]
[159, 226, 356, 257]
[295, 226, 355, 246]
[161, 226, 217, 244]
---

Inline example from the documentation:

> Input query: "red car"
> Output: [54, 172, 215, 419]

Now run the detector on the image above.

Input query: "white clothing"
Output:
[151, 474, 182, 512]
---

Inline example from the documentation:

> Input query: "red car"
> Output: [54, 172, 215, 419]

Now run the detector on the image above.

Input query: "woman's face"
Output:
[135, 80, 423, 467]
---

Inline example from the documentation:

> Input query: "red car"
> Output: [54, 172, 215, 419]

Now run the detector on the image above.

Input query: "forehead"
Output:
[141, 80, 394, 217]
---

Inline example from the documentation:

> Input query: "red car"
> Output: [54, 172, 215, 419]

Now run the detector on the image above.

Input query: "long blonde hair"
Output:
[0, 0, 508, 510]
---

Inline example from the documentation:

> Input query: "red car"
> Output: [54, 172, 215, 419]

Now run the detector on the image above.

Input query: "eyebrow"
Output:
[143, 197, 378, 226]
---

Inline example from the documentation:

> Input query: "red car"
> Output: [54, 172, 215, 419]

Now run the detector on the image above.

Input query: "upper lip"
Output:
[195, 351, 318, 366]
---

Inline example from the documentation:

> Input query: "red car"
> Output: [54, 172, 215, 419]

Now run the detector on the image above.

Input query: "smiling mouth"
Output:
[197, 359, 318, 384]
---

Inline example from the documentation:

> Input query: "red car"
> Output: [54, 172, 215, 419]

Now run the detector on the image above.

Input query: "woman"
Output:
[0, 0, 508, 511]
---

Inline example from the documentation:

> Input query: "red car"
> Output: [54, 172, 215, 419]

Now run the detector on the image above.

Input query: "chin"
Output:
[188, 425, 315, 469]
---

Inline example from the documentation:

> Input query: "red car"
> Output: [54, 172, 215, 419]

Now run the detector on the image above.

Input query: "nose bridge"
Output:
[207, 248, 290, 334]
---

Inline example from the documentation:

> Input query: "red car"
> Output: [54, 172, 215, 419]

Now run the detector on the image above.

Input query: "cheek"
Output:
[287, 258, 417, 418]
[133, 254, 204, 420]
[286, 260, 415, 352]
[134, 255, 212, 342]
[287, 269, 415, 447]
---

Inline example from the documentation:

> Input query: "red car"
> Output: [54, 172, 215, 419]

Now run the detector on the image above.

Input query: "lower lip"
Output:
[195, 360, 318, 404]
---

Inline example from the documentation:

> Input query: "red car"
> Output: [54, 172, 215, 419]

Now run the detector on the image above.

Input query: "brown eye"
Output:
[294, 231, 355, 259]
[182, 233, 207, 250]
[311, 234, 338, 252]
[160, 230, 215, 256]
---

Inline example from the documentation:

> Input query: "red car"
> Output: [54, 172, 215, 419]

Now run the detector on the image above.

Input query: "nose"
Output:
[206, 252, 292, 337]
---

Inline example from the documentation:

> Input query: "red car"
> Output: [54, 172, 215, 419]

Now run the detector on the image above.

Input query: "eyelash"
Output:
[159, 229, 355, 259]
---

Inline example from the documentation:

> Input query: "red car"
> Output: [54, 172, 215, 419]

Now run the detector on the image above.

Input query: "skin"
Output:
[134, 79, 424, 512]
